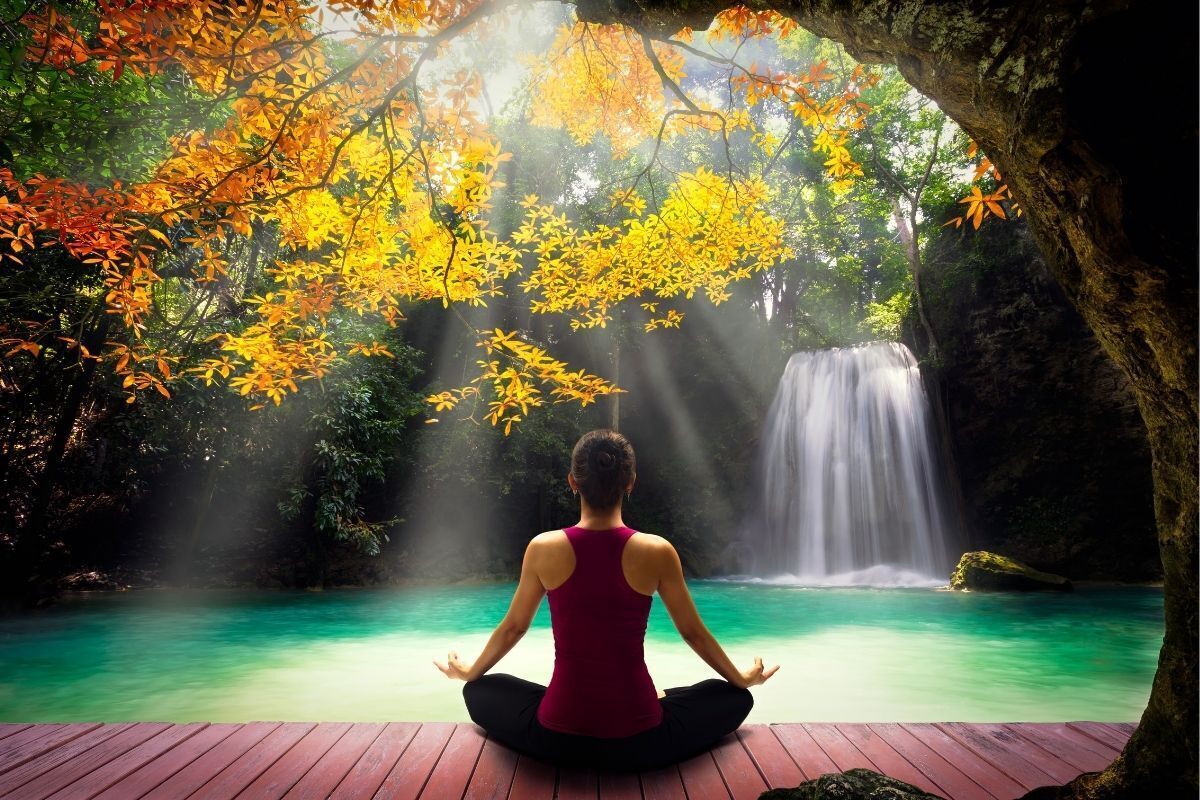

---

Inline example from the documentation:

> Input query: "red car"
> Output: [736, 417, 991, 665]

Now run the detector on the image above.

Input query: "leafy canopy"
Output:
[0, 0, 1009, 431]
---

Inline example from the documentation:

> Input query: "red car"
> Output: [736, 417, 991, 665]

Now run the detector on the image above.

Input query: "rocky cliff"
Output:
[902, 220, 1159, 581]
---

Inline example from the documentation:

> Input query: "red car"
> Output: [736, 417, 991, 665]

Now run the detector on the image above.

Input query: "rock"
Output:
[950, 551, 1073, 591]
[758, 768, 945, 799]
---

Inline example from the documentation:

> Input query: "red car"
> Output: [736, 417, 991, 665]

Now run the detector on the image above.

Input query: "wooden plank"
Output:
[1030, 725, 1119, 761]
[327, 722, 419, 800]
[836, 724, 940, 795]
[415, 723, 485, 799]
[770, 724, 837, 780]
[282, 723, 385, 800]
[0, 725, 101, 775]
[949, 723, 1078, 785]
[0, 724, 135, 797]
[184, 722, 315, 800]
[598, 769, 641, 800]
[802, 724, 876, 772]
[46, 723, 208, 800]
[639, 764, 685, 800]
[1003, 725, 1113, 773]
[0, 725, 34, 743]
[935, 723, 1058, 792]
[1065, 722, 1129, 753]
[234, 722, 351, 799]
[736, 725, 803, 788]
[902, 724, 1026, 800]
[710, 732, 768, 799]
[678, 751, 729, 799]
[506, 754, 556, 800]
[367, 721, 454, 800]
[555, 765, 598, 800]
[869, 724, 995, 800]
[140, 722, 281, 800]
[0, 725, 68, 760]
[4, 723, 170, 800]
[93, 724, 241, 800]
[462, 736, 519, 800]
[1100, 724, 1136, 746]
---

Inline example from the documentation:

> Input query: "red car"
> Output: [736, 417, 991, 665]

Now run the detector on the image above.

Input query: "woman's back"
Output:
[537, 525, 660, 596]
[535, 525, 664, 737]
[447, 429, 772, 772]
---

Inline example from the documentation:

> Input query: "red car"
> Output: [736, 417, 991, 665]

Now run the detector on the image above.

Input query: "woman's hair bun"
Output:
[593, 449, 617, 471]
[570, 429, 635, 509]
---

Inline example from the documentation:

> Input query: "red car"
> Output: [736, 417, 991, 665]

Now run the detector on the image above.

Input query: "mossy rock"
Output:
[950, 551, 1073, 592]
[758, 768, 945, 799]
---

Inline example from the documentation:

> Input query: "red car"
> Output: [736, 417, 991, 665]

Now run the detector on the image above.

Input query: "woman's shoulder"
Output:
[629, 531, 674, 558]
[529, 529, 568, 549]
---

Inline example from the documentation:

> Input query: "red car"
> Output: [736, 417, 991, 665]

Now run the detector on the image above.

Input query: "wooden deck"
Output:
[0, 721, 1133, 799]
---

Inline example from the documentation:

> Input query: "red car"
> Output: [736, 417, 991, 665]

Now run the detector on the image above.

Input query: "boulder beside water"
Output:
[758, 768, 945, 799]
[950, 551, 1073, 591]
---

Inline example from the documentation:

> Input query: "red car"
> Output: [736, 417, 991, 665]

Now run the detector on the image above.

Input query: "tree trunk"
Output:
[175, 428, 227, 588]
[610, 309, 621, 431]
[890, 196, 939, 360]
[21, 306, 113, 602]
[294, 454, 328, 589]
[890, 197, 972, 559]
[571, 1, 1196, 795]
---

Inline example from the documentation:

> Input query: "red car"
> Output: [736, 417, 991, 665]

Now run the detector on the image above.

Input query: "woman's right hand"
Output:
[738, 656, 780, 688]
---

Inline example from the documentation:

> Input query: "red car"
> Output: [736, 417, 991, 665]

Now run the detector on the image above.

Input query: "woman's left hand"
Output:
[433, 650, 476, 682]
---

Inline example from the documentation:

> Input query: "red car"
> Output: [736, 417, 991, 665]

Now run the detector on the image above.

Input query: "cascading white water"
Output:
[738, 341, 960, 587]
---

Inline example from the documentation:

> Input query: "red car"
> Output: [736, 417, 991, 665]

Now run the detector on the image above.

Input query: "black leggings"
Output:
[462, 673, 753, 773]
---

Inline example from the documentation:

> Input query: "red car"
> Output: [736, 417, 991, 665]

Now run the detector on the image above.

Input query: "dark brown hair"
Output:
[570, 429, 636, 510]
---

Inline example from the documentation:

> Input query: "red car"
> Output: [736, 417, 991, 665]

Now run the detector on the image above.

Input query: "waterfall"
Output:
[738, 341, 960, 587]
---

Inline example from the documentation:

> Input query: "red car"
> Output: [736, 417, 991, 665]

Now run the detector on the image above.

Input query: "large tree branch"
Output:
[566, 2, 1197, 796]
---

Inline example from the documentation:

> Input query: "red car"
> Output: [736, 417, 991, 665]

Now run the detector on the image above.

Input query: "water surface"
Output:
[0, 582, 1161, 723]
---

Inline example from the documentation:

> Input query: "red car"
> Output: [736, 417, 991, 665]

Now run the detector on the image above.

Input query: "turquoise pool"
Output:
[0, 582, 1162, 723]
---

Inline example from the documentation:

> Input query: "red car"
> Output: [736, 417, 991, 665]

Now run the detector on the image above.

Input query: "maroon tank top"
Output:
[536, 525, 664, 738]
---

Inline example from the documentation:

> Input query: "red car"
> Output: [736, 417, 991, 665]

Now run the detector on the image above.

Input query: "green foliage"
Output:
[277, 334, 424, 556]
[0, 13, 227, 182]
[862, 290, 912, 340]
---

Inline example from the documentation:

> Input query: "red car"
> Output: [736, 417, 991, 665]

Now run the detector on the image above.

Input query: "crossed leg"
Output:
[462, 673, 753, 772]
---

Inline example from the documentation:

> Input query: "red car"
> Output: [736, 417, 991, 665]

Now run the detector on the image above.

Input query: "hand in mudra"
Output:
[433, 650, 475, 681]
[739, 656, 780, 688]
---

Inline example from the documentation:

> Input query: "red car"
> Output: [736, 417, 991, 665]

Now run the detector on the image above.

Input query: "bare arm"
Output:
[653, 538, 779, 689]
[434, 535, 546, 682]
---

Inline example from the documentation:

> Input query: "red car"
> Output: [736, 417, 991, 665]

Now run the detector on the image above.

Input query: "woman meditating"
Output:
[433, 429, 780, 772]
